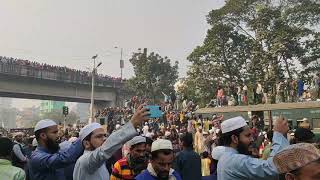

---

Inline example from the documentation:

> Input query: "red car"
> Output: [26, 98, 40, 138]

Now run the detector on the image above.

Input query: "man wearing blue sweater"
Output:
[135, 139, 182, 180]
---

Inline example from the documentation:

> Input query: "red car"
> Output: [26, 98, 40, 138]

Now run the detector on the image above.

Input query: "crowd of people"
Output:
[0, 57, 319, 180]
[207, 76, 320, 107]
[0, 56, 122, 85]
[1, 99, 320, 180]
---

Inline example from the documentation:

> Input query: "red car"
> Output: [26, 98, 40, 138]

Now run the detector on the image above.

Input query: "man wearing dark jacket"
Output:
[174, 133, 201, 180]
[12, 132, 27, 169]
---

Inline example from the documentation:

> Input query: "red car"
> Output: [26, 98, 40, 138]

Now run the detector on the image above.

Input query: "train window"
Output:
[287, 119, 293, 129]
[312, 119, 320, 129]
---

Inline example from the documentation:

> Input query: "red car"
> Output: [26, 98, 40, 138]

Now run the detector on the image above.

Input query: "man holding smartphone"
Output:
[73, 105, 149, 180]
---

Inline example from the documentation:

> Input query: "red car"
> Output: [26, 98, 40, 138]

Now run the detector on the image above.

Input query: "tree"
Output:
[40, 109, 80, 125]
[300, 32, 320, 78]
[186, 23, 254, 105]
[0, 108, 18, 128]
[126, 48, 179, 102]
[186, 0, 320, 105]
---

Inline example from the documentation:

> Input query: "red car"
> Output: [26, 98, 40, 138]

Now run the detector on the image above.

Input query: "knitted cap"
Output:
[273, 143, 320, 174]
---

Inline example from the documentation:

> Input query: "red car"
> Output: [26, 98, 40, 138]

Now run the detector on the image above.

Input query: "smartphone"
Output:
[145, 105, 163, 118]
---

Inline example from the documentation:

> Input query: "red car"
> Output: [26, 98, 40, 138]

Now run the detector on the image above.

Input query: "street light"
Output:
[89, 54, 102, 124]
[114, 46, 124, 80]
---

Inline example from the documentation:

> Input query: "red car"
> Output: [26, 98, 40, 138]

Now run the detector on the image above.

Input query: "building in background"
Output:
[75, 103, 90, 123]
[0, 97, 16, 129]
[17, 106, 40, 128]
[0, 97, 12, 109]
[40, 100, 65, 116]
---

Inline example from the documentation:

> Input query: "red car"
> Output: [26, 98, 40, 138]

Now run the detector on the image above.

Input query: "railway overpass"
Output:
[0, 60, 125, 109]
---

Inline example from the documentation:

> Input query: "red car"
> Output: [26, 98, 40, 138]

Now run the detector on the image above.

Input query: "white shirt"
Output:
[143, 125, 149, 135]
[256, 84, 263, 94]
[243, 85, 248, 91]
[145, 132, 154, 138]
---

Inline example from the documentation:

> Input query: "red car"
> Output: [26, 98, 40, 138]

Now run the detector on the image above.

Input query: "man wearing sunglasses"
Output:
[73, 105, 150, 180]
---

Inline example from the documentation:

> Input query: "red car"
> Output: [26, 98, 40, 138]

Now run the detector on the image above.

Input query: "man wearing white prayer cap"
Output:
[115, 124, 121, 130]
[73, 104, 150, 180]
[110, 136, 148, 179]
[30, 119, 84, 180]
[217, 116, 290, 180]
[136, 139, 182, 180]
[12, 131, 27, 169]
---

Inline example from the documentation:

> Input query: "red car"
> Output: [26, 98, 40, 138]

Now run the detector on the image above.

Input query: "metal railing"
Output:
[0, 60, 123, 88]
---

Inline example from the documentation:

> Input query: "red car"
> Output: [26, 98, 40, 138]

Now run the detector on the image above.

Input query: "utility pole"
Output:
[115, 46, 124, 81]
[89, 54, 98, 123]
[120, 48, 124, 80]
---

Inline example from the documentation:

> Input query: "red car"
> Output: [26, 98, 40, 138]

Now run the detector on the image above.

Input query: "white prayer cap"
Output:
[34, 119, 57, 132]
[212, 146, 226, 160]
[151, 139, 173, 152]
[32, 138, 38, 147]
[115, 124, 121, 130]
[79, 123, 102, 142]
[127, 136, 146, 147]
[221, 116, 247, 133]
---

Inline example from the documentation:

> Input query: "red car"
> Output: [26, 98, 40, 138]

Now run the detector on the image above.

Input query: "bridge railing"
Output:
[0, 60, 123, 88]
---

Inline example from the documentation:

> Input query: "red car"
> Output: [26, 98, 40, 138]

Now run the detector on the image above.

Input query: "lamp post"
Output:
[89, 54, 102, 124]
[114, 47, 124, 80]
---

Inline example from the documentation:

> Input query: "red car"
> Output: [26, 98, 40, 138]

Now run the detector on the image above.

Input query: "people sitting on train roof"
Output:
[298, 118, 311, 129]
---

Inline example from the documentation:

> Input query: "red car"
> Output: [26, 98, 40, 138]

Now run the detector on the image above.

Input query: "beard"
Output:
[46, 137, 60, 153]
[237, 141, 251, 155]
[131, 155, 148, 173]
[132, 155, 147, 164]
[87, 143, 97, 151]
[156, 171, 169, 180]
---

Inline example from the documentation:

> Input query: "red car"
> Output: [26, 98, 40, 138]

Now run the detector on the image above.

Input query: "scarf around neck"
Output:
[146, 163, 176, 180]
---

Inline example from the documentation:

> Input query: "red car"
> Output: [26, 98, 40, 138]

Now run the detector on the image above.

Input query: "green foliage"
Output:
[300, 32, 320, 77]
[40, 109, 79, 125]
[125, 48, 179, 102]
[186, 0, 320, 105]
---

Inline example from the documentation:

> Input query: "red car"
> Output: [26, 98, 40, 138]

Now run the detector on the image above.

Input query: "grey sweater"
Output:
[73, 122, 137, 180]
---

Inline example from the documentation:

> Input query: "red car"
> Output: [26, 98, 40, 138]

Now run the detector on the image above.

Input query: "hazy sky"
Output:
[0, 0, 225, 108]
